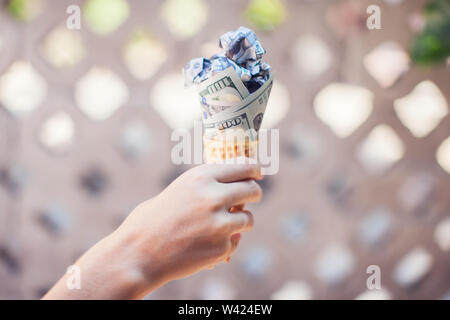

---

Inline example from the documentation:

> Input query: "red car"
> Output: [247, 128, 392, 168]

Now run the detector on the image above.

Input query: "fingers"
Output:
[221, 180, 262, 208]
[211, 212, 250, 266]
[209, 159, 263, 183]
[225, 210, 254, 234]
[227, 233, 242, 262]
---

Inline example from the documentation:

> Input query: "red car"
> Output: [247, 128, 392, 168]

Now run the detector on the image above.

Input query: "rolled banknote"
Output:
[184, 27, 273, 163]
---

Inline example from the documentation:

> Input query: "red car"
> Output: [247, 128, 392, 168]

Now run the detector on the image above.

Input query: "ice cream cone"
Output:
[203, 137, 259, 163]
[200, 71, 274, 163]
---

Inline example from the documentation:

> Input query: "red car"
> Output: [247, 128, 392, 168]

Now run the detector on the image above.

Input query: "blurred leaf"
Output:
[245, 0, 286, 32]
[83, 0, 130, 35]
[7, 0, 42, 22]
[411, 0, 450, 65]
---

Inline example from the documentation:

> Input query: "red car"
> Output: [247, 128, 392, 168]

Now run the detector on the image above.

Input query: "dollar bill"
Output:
[184, 27, 274, 147]
[219, 26, 266, 67]
[184, 27, 270, 93]
[202, 73, 274, 141]
[183, 57, 211, 87]
[197, 67, 250, 117]
[198, 67, 250, 101]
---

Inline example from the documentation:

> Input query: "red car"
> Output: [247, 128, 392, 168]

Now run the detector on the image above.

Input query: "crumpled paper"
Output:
[184, 26, 270, 93]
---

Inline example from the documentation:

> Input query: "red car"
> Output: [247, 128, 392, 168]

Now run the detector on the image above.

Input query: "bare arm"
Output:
[43, 162, 263, 300]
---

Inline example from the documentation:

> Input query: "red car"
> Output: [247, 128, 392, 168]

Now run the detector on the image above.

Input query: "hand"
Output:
[118, 161, 263, 287]
[43, 161, 263, 300]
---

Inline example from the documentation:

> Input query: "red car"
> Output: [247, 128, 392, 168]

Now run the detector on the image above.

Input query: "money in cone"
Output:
[198, 67, 274, 163]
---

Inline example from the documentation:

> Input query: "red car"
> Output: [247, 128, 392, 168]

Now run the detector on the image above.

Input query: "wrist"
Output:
[43, 227, 163, 300]
[96, 230, 157, 299]
[107, 225, 172, 297]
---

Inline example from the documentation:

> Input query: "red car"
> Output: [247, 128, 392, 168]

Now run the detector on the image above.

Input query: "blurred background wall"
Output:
[0, 0, 449, 299]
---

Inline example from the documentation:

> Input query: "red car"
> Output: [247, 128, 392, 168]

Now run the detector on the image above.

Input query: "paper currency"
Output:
[202, 74, 273, 141]
[198, 66, 250, 117]
[220, 27, 266, 65]
[184, 27, 270, 93]
[183, 26, 273, 162]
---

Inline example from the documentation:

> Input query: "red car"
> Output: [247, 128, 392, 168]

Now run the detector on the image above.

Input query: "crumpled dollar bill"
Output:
[184, 26, 270, 93]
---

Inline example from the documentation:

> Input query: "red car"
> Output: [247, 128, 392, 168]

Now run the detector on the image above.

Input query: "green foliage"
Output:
[411, 0, 450, 65]
[245, 0, 287, 32]
[83, 0, 130, 35]
[7, 0, 41, 22]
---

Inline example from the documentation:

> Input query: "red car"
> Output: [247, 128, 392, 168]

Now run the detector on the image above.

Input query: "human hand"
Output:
[43, 160, 263, 299]
[117, 161, 263, 289]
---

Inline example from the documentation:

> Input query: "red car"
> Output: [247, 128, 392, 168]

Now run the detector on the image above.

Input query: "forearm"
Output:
[43, 163, 262, 300]
[42, 231, 159, 300]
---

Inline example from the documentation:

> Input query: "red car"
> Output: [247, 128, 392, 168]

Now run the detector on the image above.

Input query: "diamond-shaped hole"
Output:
[292, 34, 332, 79]
[314, 83, 373, 138]
[150, 73, 200, 129]
[160, 0, 208, 40]
[271, 281, 313, 300]
[315, 243, 355, 285]
[436, 136, 450, 174]
[287, 124, 323, 161]
[392, 247, 433, 288]
[123, 30, 167, 81]
[363, 41, 410, 88]
[434, 217, 450, 252]
[37, 203, 72, 236]
[397, 173, 434, 214]
[83, 0, 130, 36]
[38, 112, 75, 154]
[0, 61, 47, 117]
[357, 124, 404, 174]
[240, 247, 271, 279]
[40, 26, 85, 69]
[119, 121, 152, 160]
[355, 288, 392, 300]
[358, 207, 393, 247]
[199, 278, 236, 300]
[394, 81, 448, 138]
[75, 66, 129, 121]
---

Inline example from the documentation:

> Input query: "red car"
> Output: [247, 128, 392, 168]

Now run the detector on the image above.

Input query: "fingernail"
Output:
[231, 233, 241, 242]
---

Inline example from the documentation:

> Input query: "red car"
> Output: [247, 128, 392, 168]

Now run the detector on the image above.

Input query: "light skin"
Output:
[43, 161, 263, 300]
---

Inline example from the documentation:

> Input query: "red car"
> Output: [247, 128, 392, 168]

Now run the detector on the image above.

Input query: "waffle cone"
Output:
[203, 137, 258, 163]
[198, 70, 274, 164]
